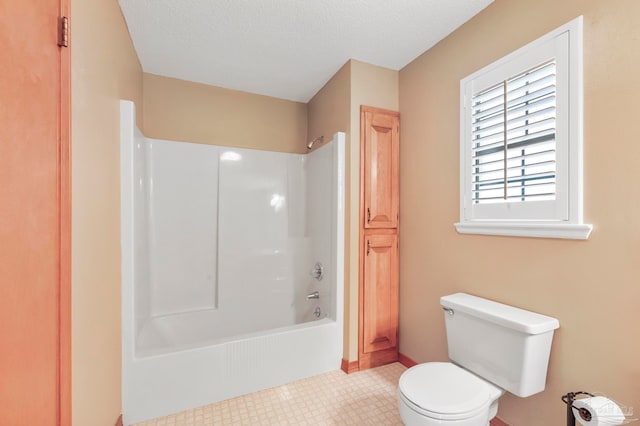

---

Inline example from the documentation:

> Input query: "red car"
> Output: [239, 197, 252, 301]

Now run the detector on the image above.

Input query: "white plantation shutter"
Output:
[471, 61, 557, 205]
[456, 17, 591, 239]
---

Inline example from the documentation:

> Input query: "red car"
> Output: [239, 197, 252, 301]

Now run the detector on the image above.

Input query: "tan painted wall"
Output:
[307, 60, 399, 361]
[399, 1, 640, 424]
[307, 62, 351, 147]
[143, 73, 308, 153]
[71, 0, 143, 425]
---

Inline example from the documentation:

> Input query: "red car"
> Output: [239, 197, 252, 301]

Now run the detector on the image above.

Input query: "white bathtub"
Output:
[122, 317, 342, 424]
[120, 100, 345, 424]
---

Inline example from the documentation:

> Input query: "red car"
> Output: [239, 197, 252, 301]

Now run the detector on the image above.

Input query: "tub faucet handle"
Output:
[306, 291, 320, 300]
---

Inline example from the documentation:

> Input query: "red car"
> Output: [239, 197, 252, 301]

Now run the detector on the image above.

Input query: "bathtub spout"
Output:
[306, 291, 320, 300]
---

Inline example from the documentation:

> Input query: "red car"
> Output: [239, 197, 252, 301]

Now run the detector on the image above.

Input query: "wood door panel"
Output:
[362, 109, 399, 229]
[0, 0, 70, 424]
[362, 234, 398, 354]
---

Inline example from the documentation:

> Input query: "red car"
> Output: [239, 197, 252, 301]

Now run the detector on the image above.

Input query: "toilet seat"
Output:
[399, 390, 489, 421]
[399, 362, 502, 421]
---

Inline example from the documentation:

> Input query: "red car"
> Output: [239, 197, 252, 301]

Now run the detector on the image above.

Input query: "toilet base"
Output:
[398, 395, 499, 426]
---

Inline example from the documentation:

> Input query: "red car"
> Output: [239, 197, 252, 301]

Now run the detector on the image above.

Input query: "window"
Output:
[455, 16, 592, 239]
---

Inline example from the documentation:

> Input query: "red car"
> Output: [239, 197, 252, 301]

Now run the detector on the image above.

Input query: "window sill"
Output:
[454, 222, 593, 240]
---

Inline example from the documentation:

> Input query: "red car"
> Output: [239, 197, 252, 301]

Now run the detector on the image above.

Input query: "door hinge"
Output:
[58, 16, 69, 47]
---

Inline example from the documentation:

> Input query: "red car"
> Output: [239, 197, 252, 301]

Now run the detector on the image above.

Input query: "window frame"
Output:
[455, 16, 592, 240]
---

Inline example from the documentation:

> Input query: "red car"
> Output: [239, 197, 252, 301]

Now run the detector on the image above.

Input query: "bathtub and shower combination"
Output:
[120, 101, 345, 424]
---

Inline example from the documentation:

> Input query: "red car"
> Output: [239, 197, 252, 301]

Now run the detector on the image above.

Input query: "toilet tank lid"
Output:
[440, 293, 559, 335]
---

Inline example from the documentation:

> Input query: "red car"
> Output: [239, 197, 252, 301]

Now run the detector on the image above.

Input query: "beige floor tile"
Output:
[134, 362, 406, 425]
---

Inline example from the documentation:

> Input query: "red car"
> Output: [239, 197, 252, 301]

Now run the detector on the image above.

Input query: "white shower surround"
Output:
[120, 100, 345, 424]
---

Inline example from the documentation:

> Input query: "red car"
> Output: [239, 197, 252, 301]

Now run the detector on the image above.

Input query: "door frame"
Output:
[58, 0, 72, 423]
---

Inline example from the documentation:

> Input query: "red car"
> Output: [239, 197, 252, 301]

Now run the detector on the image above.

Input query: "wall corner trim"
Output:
[490, 417, 510, 426]
[341, 358, 360, 374]
[398, 353, 418, 368]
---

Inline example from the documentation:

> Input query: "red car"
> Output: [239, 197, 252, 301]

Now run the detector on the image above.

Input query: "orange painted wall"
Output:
[71, 0, 143, 424]
[399, 1, 640, 424]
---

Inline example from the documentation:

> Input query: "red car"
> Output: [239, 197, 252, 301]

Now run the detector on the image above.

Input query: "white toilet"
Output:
[398, 293, 559, 426]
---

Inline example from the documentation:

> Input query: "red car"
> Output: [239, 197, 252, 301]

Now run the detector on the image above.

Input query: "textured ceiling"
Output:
[119, 0, 494, 102]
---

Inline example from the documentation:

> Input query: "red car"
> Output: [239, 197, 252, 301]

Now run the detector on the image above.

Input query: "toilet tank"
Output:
[441, 293, 559, 397]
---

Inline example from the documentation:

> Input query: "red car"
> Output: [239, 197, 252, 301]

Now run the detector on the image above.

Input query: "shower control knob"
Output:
[310, 262, 323, 281]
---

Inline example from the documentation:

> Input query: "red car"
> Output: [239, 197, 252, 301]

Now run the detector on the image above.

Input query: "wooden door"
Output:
[361, 107, 399, 229]
[0, 1, 71, 425]
[359, 234, 399, 369]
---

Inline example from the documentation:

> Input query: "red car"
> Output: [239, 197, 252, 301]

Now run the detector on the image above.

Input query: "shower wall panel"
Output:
[217, 147, 305, 334]
[303, 143, 335, 322]
[148, 139, 219, 316]
[133, 128, 150, 336]
[123, 97, 342, 358]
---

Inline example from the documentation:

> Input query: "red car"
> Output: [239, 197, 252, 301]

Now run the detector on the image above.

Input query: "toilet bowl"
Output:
[397, 293, 560, 426]
[399, 362, 503, 426]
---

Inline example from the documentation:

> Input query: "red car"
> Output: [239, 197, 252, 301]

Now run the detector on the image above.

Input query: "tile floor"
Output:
[133, 362, 407, 426]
